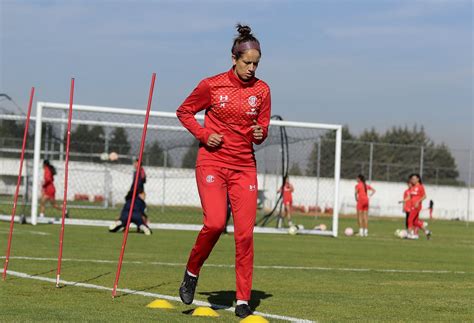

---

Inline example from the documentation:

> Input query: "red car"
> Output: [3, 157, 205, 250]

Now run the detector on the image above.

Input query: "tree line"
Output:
[0, 120, 171, 166]
[0, 120, 462, 185]
[303, 126, 460, 185]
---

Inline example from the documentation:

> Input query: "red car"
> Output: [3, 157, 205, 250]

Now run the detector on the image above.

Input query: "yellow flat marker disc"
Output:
[240, 314, 269, 323]
[192, 306, 220, 317]
[146, 299, 175, 309]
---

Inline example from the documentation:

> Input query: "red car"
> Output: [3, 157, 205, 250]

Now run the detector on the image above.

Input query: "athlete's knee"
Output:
[203, 223, 226, 235]
[235, 230, 253, 247]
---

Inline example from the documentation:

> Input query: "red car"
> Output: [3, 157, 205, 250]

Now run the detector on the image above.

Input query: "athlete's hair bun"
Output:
[236, 24, 252, 36]
[232, 23, 260, 58]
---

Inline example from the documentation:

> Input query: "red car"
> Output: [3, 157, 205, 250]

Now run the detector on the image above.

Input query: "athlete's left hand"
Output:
[251, 120, 264, 141]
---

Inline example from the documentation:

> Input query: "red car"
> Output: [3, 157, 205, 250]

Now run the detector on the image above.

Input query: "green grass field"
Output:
[1, 213, 473, 322]
[0, 199, 335, 226]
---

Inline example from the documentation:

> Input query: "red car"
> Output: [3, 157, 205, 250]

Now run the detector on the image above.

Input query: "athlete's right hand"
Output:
[207, 133, 224, 147]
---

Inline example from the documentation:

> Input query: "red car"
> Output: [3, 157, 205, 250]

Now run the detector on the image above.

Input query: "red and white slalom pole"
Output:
[112, 73, 156, 298]
[56, 78, 75, 287]
[2, 87, 35, 280]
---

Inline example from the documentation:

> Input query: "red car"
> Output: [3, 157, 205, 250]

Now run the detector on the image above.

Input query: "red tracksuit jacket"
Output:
[43, 167, 54, 188]
[177, 68, 271, 170]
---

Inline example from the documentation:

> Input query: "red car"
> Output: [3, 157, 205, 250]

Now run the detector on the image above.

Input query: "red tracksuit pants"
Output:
[408, 206, 424, 232]
[186, 165, 257, 301]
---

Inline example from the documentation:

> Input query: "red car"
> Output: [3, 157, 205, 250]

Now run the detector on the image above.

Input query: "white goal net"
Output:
[30, 102, 342, 236]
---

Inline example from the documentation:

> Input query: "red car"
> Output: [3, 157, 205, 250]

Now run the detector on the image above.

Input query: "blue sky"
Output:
[1, 0, 472, 151]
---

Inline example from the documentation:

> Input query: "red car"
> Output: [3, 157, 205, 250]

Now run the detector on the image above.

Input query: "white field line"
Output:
[1, 256, 468, 275]
[6, 270, 313, 323]
[0, 229, 51, 236]
[0, 215, 334, 236]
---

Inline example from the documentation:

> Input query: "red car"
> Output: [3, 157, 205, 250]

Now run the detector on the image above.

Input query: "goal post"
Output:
[265, 119, 342, 237]
[31, 101, 192, 225]
[31, 101, 342, 237]
[31, 102, 42, 226]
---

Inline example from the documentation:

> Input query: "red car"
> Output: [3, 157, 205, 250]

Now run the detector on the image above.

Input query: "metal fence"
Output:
[1, 113, 472, 186]
[0, 111, 472, 223]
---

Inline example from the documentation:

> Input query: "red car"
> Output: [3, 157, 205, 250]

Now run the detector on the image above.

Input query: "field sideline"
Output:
[0, 216, 473, 322]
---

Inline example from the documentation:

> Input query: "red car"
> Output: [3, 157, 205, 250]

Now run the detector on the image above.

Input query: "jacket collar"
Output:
[227, 68, 258, 88]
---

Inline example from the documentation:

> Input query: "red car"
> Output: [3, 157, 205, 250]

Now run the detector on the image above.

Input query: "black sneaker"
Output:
[235, 304, 252, 318]
[65, 209, 70, 218]
[179, 270, 198, 305]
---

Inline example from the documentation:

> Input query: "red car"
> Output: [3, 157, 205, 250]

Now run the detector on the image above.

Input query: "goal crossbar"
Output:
[31, 102, 342, 237]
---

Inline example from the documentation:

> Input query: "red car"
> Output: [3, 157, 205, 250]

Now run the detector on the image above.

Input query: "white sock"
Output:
[364, 228, 368, 236]
[236, 300, 248, 306]
[186, 270, 197, 278]
[39, 213, 44, 218]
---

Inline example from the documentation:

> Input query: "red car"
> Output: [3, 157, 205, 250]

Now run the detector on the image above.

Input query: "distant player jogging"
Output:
[39, 160, 68, 218]
[176, 24, 271, 318]
[400, 181, 412, 228]
[355, 174, 375, 237]
[406, 174, 432, 240]
[277, 177, 294, 227]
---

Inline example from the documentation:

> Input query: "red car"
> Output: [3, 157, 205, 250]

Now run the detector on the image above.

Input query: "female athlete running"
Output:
[407, 174, 431, 240]
[401, 181, 412, 228]
[277, 177, 294, 227]
[176, 24, 271, 318]
[355, 174, 375, 237]
[39, 160, 68, 218]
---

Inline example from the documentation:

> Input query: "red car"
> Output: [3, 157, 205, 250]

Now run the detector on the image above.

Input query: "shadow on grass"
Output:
[115, 280, 178, 298]
[199, 290, 273, 311]
[5, 267, 55, 282]
[7, 264, 66, 281]
[30, 268, 57, 277]
[54, 271, 112, 288]
[182, 309, 194, 315]
[7, 263, 87, 284]
[67, 271, 112, 285]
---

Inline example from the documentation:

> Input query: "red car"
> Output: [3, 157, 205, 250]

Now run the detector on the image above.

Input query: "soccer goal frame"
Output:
[31, 101, 342, 237]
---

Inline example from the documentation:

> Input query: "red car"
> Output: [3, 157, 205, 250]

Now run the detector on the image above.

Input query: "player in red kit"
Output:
[277, 177, 294, 227]
[407, 174, 431, 240]
[39, 160, 68, 218]
[355, 174, 375, 237]
[176, 24, 271, 318]
[401, 181, 412, 228]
